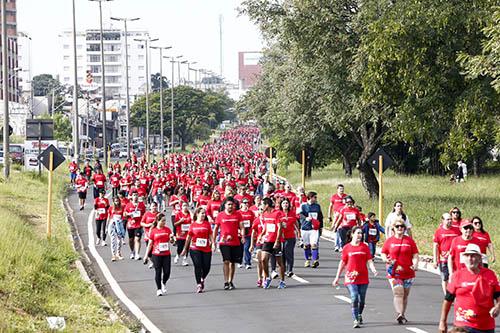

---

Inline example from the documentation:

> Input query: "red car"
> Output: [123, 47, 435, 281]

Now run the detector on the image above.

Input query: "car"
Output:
[9, 144, 24, 164]
[0, 150, 3, 164]
[119, 149, 128, 158]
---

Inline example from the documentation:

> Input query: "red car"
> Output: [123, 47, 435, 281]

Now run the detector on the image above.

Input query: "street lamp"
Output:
[110, 16, 140, 160]
[71, 0, 79, 161]
[167, 55, 182, 153]
[150, 45, 172, 157]
[187, 61, 197, 87]
[89, 0, 113, 167]
[134, 36, 158, 163]
[2, 0, 9, 178]
[178, 60, 187, 86]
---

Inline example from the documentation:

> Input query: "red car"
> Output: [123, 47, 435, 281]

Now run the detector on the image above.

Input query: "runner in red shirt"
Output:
[197, 186, 211, 209]
[123, 192, 146, 260]
[107, 196, 125, 261]
[448, 220, 481, 277]
[333, 226, 378, 328]
[141, 202, 159, 268]
[279, 198, 300, 277]
[69, 160, 78, 186]
[206, 190, 222, 225]
[181, 207, 214, 293]
[381, 219, 419, 324]
[471, 216, 496, 268]
[94, 191, 110, 246]
[91, 168, 107, 199]
[250, 208, 265, 287]
[173, 202, 192, 266]
[260, 197, 285, 289]
[212, 197, 244, 290]
[439, 243, 500, 333]
[145, 213, 174, 296]
[109, 171, 121, 198]
[75, 172, 89, 210]
[332, 196, 361, 248]
[239, 198, 255, 269]
[433, 213, 461, 294]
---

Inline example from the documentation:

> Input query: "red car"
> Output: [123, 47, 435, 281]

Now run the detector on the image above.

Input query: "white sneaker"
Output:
[148, 263, 154, 269]
[271, 271, 279, 279]
[237, 264, 243, 268]
[182, 257, 189, 266]
[130, 252, 135, 260]
[101, 240, 107, 247]
[174, 255, 179, 264]
[135, 255, 142, 261]
[156, 289, 163, 297]
[161, 283, 167, 294]
[95, 238, 101, 246]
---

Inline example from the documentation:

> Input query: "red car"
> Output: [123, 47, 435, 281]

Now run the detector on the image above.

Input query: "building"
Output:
[238, 51, 262, 90]
[17, 31, 32, 107]
[0, 0, 19, 103]
[58, 28, 149, 102]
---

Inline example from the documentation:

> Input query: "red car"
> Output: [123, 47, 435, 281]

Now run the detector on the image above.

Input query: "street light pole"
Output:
[151, 46, 171, 157]
[72, 0, 79, 161]
[2, 0, 9, 179]
[168, 55, 182, 153]
[187, 61, 197, 87]
[89, 0, 113, 167]
[134, 36, 158, 163]
[111, 17, 139, 160]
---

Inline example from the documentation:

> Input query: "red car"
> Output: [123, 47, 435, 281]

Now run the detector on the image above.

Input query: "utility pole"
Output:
[219, 14, 223, 77]
[2, 0, 10, 179]
[72, 0, 79, 161]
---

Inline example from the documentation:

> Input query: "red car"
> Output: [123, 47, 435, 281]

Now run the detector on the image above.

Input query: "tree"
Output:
[150, 73, 169, 92]
[37, 113, 72, 142]
[32, 74, 62, 97]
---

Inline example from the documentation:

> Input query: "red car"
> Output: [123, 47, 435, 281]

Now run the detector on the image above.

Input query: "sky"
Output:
[16, 0, 264, 84]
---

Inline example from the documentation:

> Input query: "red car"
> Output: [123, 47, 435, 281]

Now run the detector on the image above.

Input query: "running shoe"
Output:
[312, 260, 319, 268]
[263, 278, 272, 289]
[182, 258, 189, 266]
[228, 282, 235, 290]
[174, 254, 179, 264]
[334, 246, 339, 252]
[117, 254, 123, 260]
[196, 284, 203, 293]
[271, 271, 279, 279]
[161, 283, 167, 294]
[245, 265, 252, 270]
[156, 289, 163, 297]
[148, 263, 154, 269]
[286, 271, 294, 277]
[256, 279, 262, 288]
[353, 320, 360, 328]
[129, 252, 135, 260]
[304, 260, 310, 267]
[396, 314, 404, 324]
[95, 238, 101, 246]
[101, 240, 107, 247]
[237, 264, 243, 268]
[80, 206, 84, 211]
[277, 280, 286, 289]
[111, 256, 116, 262]
[135, 255, 142, 261]
[200, 278, 205, 290]
[357, 314, 363, 324]
[143, 257, 149, 265]
[224, 282, 230, 290]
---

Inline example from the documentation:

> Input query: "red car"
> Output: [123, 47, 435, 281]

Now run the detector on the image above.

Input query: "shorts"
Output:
[127, 227, 143, 239]
[70, 173, 77, 181]
[255, 244, 263, 251]
[262, 242, 283, 256]
[389, 277, 414, 289]
[459, 326, 495, 333]
[78, 191, 87, 200]
[164, 187, 175, 196]
[439, 262, 450, 281]
[220, 244, 243, 264]
[301, 229, 319, 246]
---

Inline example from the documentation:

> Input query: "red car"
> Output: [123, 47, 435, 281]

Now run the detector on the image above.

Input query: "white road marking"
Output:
[406, 328, 429, 333]
[334, 295, 352, 303]
[87, 209, 162, 333]
[252, 257, 310, 283]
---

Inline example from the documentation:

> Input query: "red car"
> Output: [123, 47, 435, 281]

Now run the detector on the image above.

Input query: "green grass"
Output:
[279, 163, 500, 271]
[0, 167, 128, 332]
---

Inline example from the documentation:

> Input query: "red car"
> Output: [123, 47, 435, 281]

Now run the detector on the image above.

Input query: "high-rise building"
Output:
[0, 0, 19, 103]
[238, 51, 262, 90]
[17, 31, 31, 99]
[58, 28, 149, 101]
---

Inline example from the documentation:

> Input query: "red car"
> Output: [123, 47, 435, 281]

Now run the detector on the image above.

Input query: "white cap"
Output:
[462, 243, 482, 256]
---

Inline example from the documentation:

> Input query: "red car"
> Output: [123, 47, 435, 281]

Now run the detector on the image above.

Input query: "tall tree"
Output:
[150, 73, 169, 92]
[32, 74, 62, 96]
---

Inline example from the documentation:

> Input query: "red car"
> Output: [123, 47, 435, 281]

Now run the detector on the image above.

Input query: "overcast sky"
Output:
[16, 0, 263, 84]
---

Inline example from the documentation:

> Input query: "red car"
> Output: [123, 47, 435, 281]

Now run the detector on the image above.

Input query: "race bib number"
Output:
[96, 180, 104, 187]
[266, 223, 276, 233]
[195, 238, 208, 247]
[346, 213, 356, 221]
[243, 220, 251, 228]
[181, 224, 190, 232]
[213, 211, 219, 218]
[112, 214, 121, 221]
[140, 179, 147, 184]
[309, 212, 318, 219]
[97, 208, 106, 215]
[132, 210, 141, 218]
[158, 242, 169, 252]
[369, 229, 377, 236]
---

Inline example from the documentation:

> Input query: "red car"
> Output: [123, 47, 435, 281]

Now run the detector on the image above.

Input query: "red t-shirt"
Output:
[262, 210, 281, 243]
[251, 217, 264, 245]
[342, 243, 372, 285]
[149, 226, 172, 256]
[92, 173, 106, 188]
[206, 199, 222, 221]
[141, 211, 158, 240]
[151, 179, 164, 195]
[124, 201, 146, 229]
[433, 226, 461, 263]
[94, 197, 110, 220]
[175, 211, 192, 240]
[473, 231, 491, 254]
[339, 206, 361, 229]
[110, 174, 121, 188]
[330, 193, 347, 213]
[197, 194, 211, 208]
[366, 222, 379, 244]
[108, 206, 123, 222]
[447, 267, 500, 330]
[191, 185, 203, 202]
[280, 210, 298, 239]
[239, 210, 254, 237]
[381, 236, 419, 279]
[188, 221, 212, 253]
[450, 236, 481, 271]
[215, 211, 242, 246]
[75, 177, 88, 192]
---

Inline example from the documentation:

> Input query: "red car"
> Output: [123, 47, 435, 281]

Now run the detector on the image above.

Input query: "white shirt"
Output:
[385, 211, 412, 238]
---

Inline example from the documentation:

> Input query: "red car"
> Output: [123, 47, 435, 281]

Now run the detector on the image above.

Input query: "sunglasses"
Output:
[463, 226, 474, 230]
[394, 225, 405, 229]
[452, 211, 460, 214]
[473, 222, 481, 225]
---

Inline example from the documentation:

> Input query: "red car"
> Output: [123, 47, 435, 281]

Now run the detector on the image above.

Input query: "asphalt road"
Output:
[69, 191, 455, 333]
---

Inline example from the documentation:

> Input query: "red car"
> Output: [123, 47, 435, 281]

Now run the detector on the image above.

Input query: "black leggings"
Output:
[176, 239, 186, 256]
[152, 255, 171, 289]
[190, 250, 212, 284]
[95, 219, 107, 240]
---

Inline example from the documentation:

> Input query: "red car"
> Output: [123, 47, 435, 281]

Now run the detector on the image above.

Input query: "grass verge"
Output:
[0, 167, 128, 332]
[279, 163, 500, 272]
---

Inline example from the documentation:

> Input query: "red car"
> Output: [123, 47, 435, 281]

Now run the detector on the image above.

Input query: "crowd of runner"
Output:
[68, 126, 499, 333]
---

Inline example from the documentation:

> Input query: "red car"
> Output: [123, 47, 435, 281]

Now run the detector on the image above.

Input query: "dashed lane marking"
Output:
[335, 295, 352, 303]
[406, 328, 429, 333]
[252, 257, 310, 284]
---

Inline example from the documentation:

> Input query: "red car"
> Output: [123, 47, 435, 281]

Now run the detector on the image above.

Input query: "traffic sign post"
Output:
[301, 149, 305, 189]
[38, 145, 65, 239]
[264, 147, 277, 181]
[368, 148, 394, 227]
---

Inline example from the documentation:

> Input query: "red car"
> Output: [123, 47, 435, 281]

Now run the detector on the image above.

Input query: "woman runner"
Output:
[107, 196, 125, 261]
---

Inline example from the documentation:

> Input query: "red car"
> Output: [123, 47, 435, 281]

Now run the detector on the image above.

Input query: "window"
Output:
[137, 44, 144, 49]
[106, 76, 119, 83]
[87, 44, 100, 52]
[64, 77, 70, 82]
[105, 65, 120, 73]
[139, 76, 145, 81]
[77, 77, 83, 81]
[138, 54, 144, 60]
[138, 66, 144, 71]
[77, 44, 83, 49]
[103, 44, 120, 51]
[64, 66, 70, 71]
[63, 44, 70, 49]
[64, 55, 70, 60]
[78, 66, 83, 71]
[87, 54, 100, 62]
[104, 55, 120, 62]
[90, 65, 101, 73]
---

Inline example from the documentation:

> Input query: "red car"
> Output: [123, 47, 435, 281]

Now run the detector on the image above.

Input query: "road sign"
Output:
[368, 147, 393, 173]
[38, 144, 65, 171]
[0, 125, 13, 138]
[265, 147, 276, 159]
[26, 119, 54, 140]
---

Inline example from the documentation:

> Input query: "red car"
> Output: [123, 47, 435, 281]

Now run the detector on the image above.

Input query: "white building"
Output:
[17, 31, 32, 98]
[58, 28, 148, 102]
